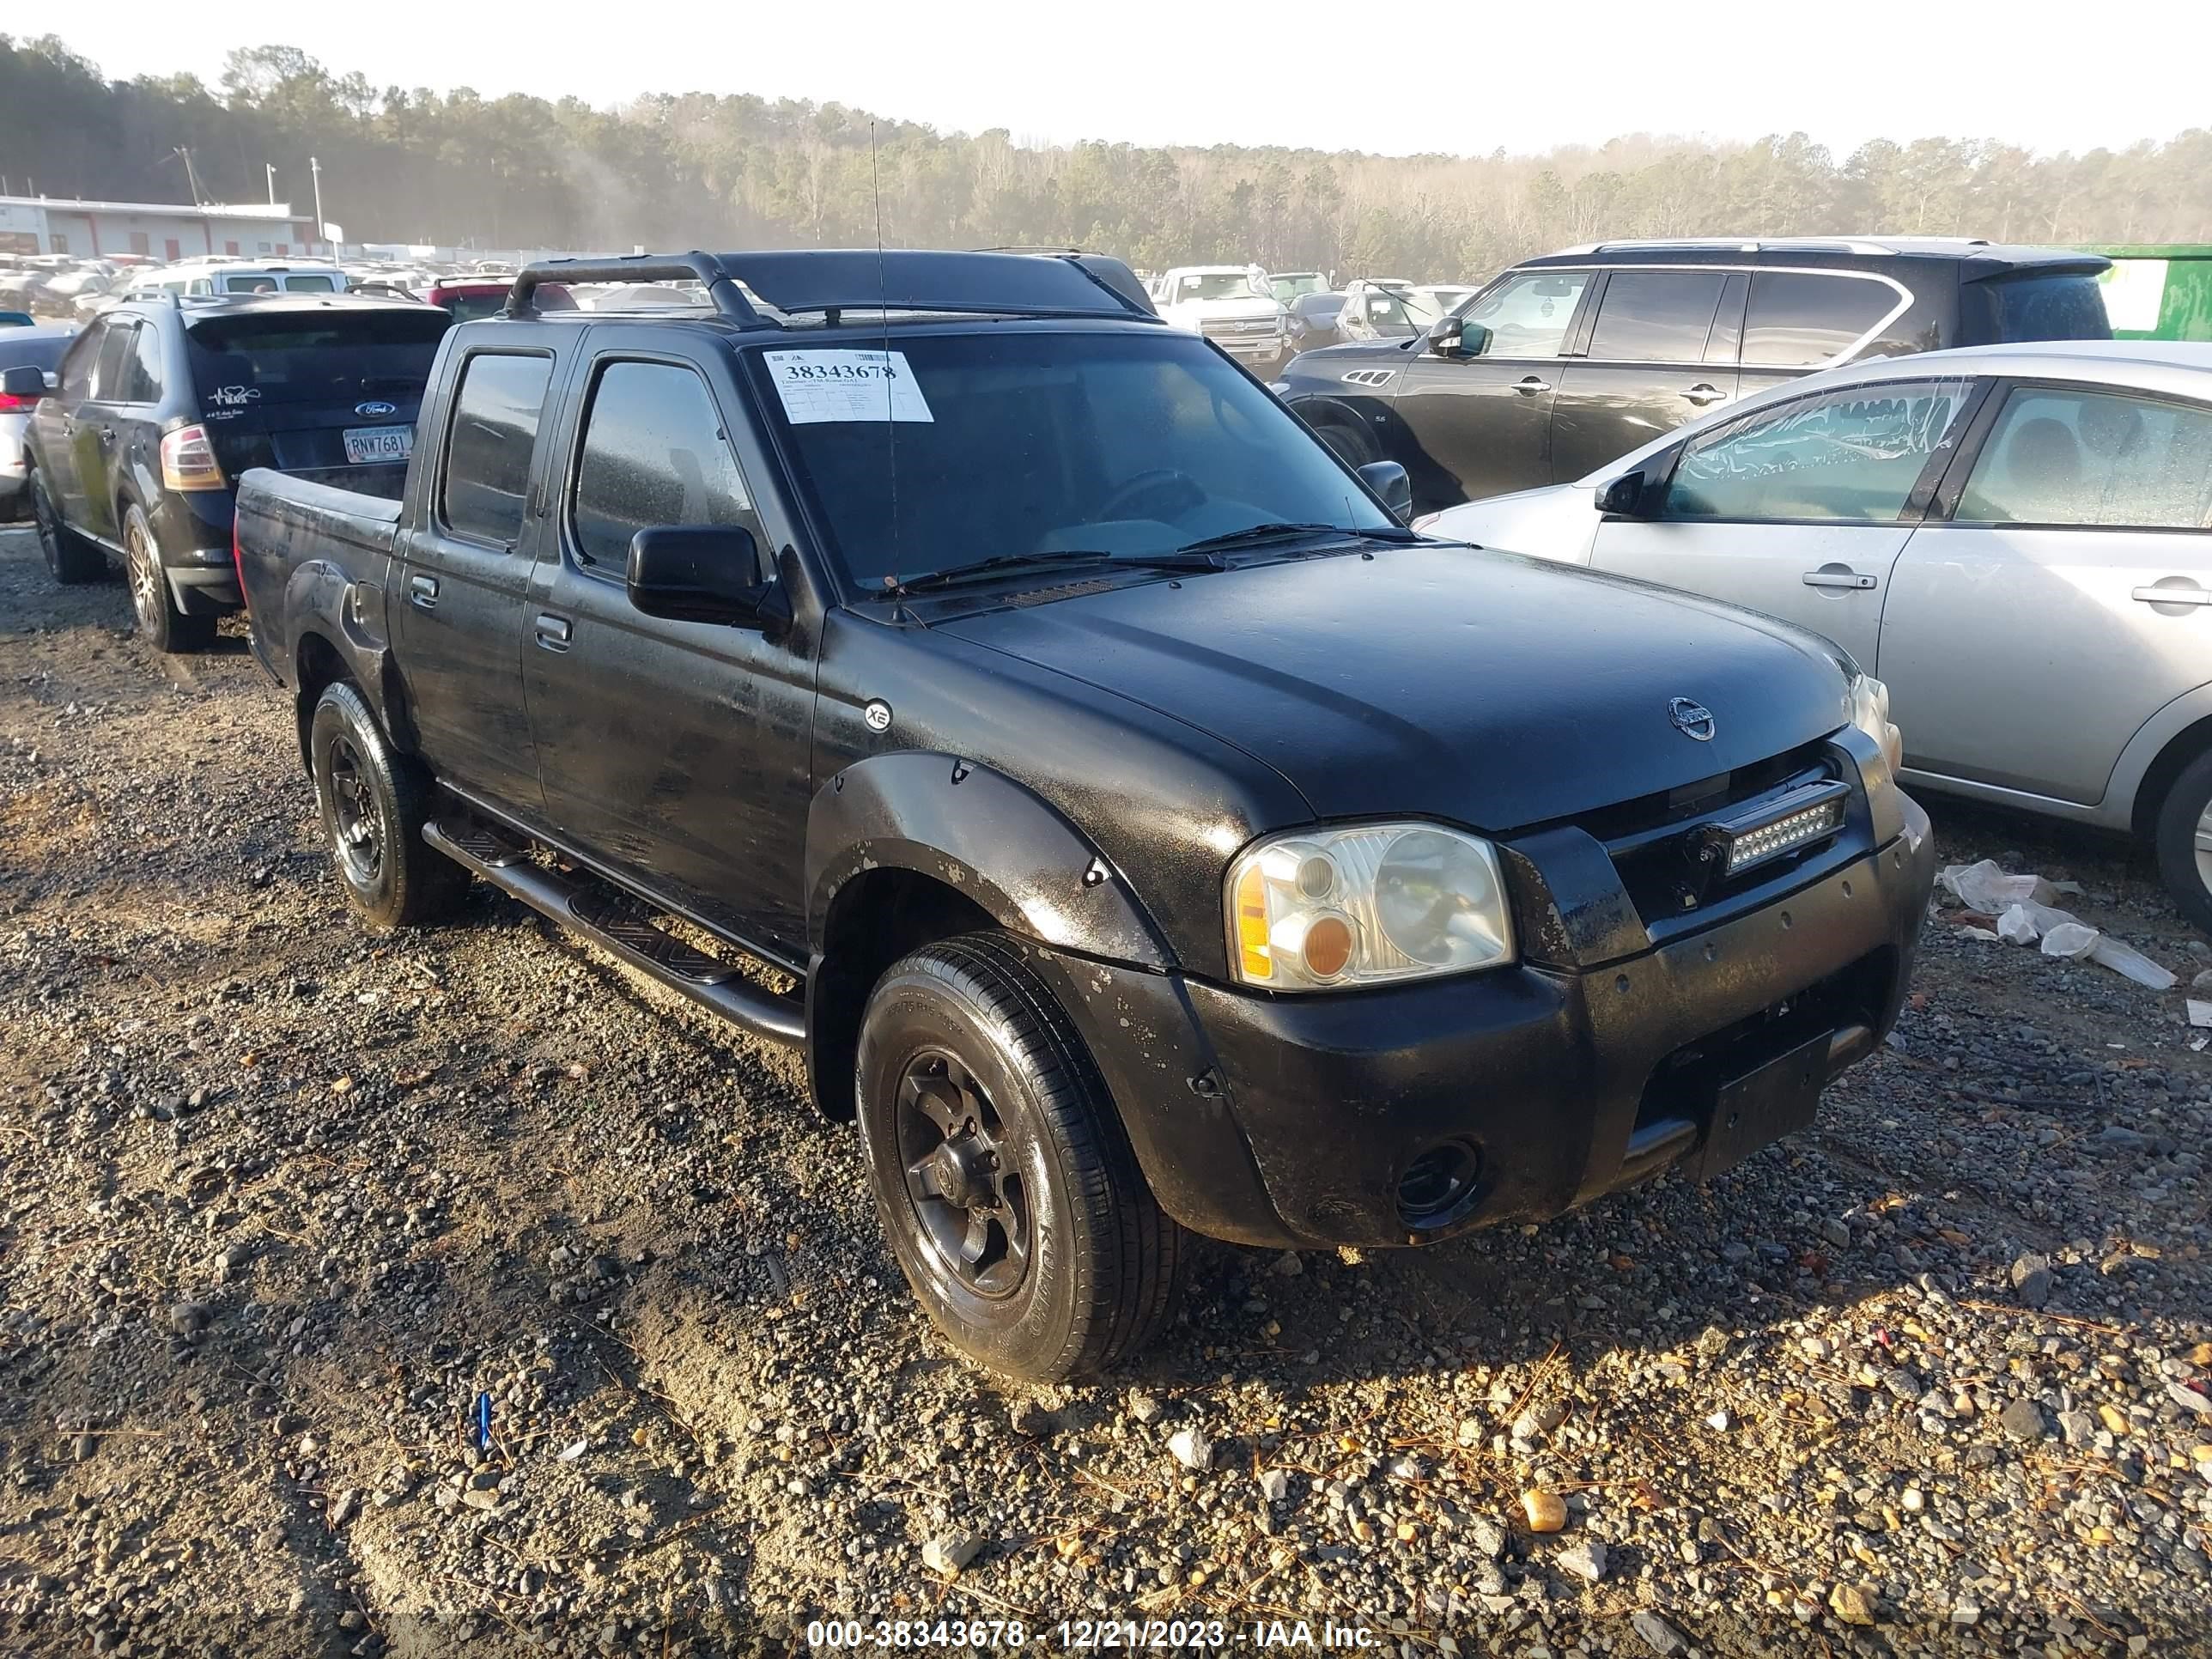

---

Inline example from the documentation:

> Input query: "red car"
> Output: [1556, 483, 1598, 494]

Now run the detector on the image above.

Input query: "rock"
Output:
[1820, 1218, 1851, 1249]
[2059, 1410, 2097, 1448]
[921, 1531, 982, 1575]
[1168, 1427, 1214, 1472]
[1631, 1611, 1690, 1656]
[1126, 1391, 1163, 1425]
[72, 1433, 98, 1462]
[1828, 1582, 1880, 1626]
[1513, 1401, 1566, 1441]
[1258, 1469, 1290, 1504]
[1522, 1489, 1567, 1533]
[1950, 1600, 1982, 1626]
[2166, 1380, 2212, 1418]
[168, 1302, 210, 1337]
[1704, 1409, 1732, 1431]
[329, 1489, 361, 1528]
[459, 1488, 499, 1511]
[2194, 969, 2212, 991]
[1801, 1336, 1833, 1361]
[1006, 1397, 1047, 1437]
[1999, 1398, 2050, 1442]
[1455, 1416, 1485, 1448]
[1268, 1249, 1303, 1277]
[2011, 1253, 2052, 1309]
[1556, 1540, 1607, 1583]
[1466, 1516, 1506, 1559]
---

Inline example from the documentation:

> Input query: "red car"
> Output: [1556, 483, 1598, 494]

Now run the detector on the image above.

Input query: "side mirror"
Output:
[626, 525, 781, 629]
[1595, 470, 1650, 518]
[1357, 459, 1413, 521]
[0, 364, 46, 398]
[1428, 318, 1489, 359]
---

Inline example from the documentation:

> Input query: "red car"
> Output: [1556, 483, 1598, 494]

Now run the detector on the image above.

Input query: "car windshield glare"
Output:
[758, 330, 1394, 592]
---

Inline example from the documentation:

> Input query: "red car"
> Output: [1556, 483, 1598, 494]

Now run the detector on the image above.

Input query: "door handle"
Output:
[97, 424, 116, 441]
[1512, 375, 1552, 395]
[407, 573, 439, 609]
[1681, 383, 1729, 406]
[1802, 568, 1877, 591]
[534, 612, 573, 652]
[2133, 583, 2212, 606]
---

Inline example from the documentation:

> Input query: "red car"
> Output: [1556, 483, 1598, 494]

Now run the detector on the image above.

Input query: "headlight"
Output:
[1846, 673, 1903, 775]
[1226, 822, 1514, 990]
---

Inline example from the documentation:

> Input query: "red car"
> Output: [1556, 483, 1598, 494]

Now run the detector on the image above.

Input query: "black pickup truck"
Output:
[235, 249, 1935, 1381]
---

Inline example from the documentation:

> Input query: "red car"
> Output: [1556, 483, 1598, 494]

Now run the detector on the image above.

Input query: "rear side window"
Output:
[283, 275, 337, 294]
[1586, 271, 1729, 362]
[570, 361, 763, 576]
[1978, 272, 2112, 343]
[441, 353, 554, 546]
[1955, 386, 2212, 528]
[91, 323, 137, 400]
[1664, 378, 1977, 523]
[121, 320, 166, 404]
[1741, 273, 1900, 367]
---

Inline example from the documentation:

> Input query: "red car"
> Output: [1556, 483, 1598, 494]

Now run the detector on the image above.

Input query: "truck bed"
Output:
[234, 466, 405, 690]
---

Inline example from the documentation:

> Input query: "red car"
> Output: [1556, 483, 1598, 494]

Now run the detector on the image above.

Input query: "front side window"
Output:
[440, 352, 554, 546]
[283, 275, 337, 294]
[57, 320, 108, 400]
[90, 322, 137, 401]
[571, 360, 763, 575]
[1741, 272, 1901, 367]
[1462, 270, 1589, 359]
[760, 329, 1394, 592]
[1586, 271, 1730, 363]
[1955, 386, 2212, 528]
[1663, 377, 1977, 524]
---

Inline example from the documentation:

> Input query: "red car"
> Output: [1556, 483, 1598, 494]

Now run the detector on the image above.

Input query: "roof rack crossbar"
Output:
[504, 251, 766, 325]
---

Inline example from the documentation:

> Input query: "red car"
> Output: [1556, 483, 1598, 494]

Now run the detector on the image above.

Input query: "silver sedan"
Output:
[1417, 341, 2212, 930]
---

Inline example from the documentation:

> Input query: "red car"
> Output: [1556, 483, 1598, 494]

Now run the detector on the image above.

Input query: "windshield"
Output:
[1174, 273, 1261, 304]
[1982, 271, 2112, 343]
[759, 329, 1394, 592]
[1269, 273, 1326, 302]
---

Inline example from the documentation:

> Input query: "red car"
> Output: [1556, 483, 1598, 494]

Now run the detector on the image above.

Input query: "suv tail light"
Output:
[160, 424, 225, 491]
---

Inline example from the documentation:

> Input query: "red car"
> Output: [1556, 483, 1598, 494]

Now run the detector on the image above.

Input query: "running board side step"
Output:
[424, 820, 805, 1048]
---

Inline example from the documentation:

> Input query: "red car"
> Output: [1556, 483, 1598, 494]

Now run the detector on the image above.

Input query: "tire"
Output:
[1308, 410, 1378, 468]
[308, 679, 470, 933]
[856, 932, 1184, 1381]
[31, 467, 104, 586]
[121, 501, 215, 653]
[2153, 745, 2212, 936]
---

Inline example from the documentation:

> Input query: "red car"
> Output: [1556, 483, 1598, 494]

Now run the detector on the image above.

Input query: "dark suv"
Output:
[1279, 237, 2114, 514]
[19, 294, 451, 650]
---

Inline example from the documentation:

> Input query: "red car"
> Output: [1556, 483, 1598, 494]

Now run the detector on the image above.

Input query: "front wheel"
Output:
[122, 502, 214, 653]
[309, 680, 470, 932]
[2154, 746, 2212, 936]
[856, 933, 1185, 1381]
[32, 468, 104, 585]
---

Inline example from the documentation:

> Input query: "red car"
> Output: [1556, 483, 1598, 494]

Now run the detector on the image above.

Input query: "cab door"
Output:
[68, 320, 140, 544]
[520, 335, 818, 958]
[1549, 270, 1741, 482]
[32, 318, 110, 531]
[1390, 267, 1594, 508]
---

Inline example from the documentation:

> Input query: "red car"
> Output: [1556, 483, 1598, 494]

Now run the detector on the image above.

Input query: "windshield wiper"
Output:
[880, 549, 1223, 598]
[1175, 521, 1420, 555]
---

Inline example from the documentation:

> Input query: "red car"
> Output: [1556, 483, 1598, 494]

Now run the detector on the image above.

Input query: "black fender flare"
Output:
[805, 751, 1171, 969]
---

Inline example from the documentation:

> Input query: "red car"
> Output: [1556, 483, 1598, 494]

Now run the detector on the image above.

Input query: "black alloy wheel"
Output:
[894, 1048, 1031, 1300]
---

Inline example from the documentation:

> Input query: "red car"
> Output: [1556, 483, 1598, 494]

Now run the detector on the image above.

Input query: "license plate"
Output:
[343, 425, 412, 465]
[1695, 1031, 1827, 1181]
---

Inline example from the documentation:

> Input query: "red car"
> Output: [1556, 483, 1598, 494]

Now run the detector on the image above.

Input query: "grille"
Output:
[1199, 317, 1281, 337]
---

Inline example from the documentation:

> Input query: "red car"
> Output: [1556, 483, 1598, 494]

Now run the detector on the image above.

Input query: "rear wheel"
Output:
[32, 468, 103, 585]
[122, 502, 214, 653]
[856, 933, 1184, 1381]
[309, 679, 469, 932]
[2154, 746, 2212, 936]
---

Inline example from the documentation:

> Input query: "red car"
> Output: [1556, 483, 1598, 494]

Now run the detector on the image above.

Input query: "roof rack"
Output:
[503, 248, 1158, 327]
[1552, 234, 1995, 258]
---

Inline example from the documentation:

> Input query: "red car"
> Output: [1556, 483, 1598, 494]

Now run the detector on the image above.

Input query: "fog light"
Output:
[1395, 1142, 1482, 1228]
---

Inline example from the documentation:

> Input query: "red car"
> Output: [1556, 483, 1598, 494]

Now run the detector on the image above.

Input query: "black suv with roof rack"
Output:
[232, 248, 1935, 1380]
[12, 292, 451, 650]
[1279, 236, 2114, 512]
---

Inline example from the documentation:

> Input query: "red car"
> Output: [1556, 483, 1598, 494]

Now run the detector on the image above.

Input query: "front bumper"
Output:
[1038, 783, 1935, 1251]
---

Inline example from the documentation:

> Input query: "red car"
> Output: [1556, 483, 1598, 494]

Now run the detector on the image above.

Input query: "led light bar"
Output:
[1698, 781, 1851, 879]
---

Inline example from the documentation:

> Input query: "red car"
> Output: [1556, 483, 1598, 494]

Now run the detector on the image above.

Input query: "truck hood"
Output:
[1164, 297, 1284, 323]
[938, 544, 1856, 832]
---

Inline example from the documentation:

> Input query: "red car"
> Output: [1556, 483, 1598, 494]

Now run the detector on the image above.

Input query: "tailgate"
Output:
[234, 468, 405, 682]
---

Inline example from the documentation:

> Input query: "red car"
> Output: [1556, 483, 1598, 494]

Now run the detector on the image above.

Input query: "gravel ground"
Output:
[2, 522, 2210, 1659]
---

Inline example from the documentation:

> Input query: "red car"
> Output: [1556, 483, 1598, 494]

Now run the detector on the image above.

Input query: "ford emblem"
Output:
[1668, 697, 1717, 742]
[355, 400, 398, 418]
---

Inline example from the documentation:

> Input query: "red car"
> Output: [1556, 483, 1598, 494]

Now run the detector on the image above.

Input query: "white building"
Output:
[0, 195, 323, 262]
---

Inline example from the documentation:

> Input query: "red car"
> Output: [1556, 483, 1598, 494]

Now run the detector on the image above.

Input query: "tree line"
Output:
[5, 33, 2210, 279]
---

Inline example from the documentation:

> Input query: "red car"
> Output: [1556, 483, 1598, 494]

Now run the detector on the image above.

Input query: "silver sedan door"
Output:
[1589, 375, 1981, 671]
[1881, 381, 2212, 802]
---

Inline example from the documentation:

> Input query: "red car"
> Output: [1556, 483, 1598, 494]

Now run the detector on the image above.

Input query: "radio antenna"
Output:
[872, 118, 902, 597]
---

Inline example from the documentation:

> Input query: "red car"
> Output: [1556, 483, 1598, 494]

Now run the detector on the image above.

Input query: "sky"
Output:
[40, 2, 2212, 160]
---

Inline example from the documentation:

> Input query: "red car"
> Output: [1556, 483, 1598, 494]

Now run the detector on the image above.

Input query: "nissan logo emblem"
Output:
[1668, 697, 1717, 742]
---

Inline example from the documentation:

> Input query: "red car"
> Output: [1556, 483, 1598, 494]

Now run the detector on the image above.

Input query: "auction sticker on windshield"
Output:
[763, 349, 934, 424]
